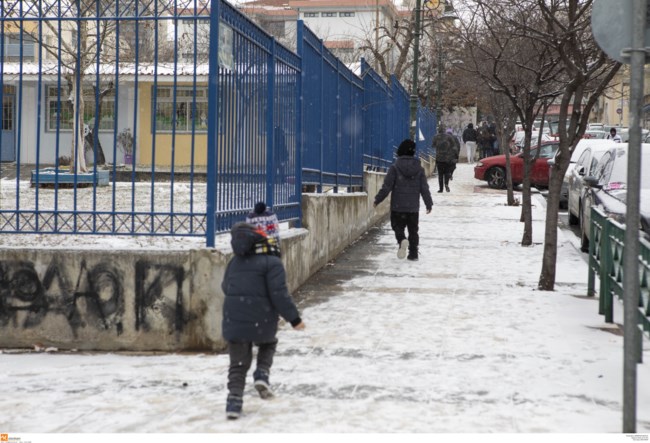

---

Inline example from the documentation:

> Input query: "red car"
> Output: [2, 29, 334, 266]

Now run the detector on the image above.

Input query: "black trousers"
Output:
[437, 162, 454, 190]
[390, 211, 419, 256]
[227, 339, 278, 396]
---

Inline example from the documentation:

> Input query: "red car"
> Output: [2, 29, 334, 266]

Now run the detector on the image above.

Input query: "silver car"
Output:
[567, 139, 617, 225]
[579, 143, 650, 252]
[548, 138, 615, 209]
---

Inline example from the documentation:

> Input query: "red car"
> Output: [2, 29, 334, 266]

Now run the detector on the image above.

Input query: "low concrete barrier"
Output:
[0, 171, 392, 352]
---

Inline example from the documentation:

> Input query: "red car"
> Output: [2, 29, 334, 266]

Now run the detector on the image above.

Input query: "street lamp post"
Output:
[409, 1, 458, 140]
[409, 0, 423, 140]
[435, 47, 443, 127]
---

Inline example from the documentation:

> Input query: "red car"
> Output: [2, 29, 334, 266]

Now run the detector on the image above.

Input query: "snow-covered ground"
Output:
[0, 164, 649, 440]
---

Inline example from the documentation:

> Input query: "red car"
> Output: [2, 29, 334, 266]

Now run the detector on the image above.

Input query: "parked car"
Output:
[579, 143, 650, 252]
[548, 139, 614, 209]
[510, 131, 552, 153]
[583, 130, 608, 139]
[474, 142, 559, 189]
[566, 139, 617, 223]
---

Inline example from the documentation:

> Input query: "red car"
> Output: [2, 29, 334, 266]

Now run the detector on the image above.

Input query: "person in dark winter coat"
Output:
[433, 130, 460, 193]
[221, 222, 305, 419]
[462, 123, 478, 163]
[477, 122, 493, 159]
[373, 139, 433, 261]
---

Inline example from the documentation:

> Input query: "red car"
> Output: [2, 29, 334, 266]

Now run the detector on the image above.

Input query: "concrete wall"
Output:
[0, 171, 391, 352]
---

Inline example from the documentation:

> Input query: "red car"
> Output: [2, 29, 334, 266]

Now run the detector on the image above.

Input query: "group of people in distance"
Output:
[461, 121, 498, 162]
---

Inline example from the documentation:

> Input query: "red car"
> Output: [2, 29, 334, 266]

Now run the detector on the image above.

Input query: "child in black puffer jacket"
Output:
[221, 222, 305, 419]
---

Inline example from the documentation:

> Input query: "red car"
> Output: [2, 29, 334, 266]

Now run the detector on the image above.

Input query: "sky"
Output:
[0, 163, 649, 441]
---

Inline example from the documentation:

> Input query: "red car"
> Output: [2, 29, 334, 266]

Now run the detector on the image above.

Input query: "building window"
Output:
[321, 12, 336, 17]
[46, 86, 115, 132]
[304, 12, 318, 17]
[339, 12, 355, 17]
[152, 86, 209, 133]
[3, 33, 35, 62]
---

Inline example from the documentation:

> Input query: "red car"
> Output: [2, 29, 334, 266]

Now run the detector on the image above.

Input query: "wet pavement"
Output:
[1, 163, 649, 433]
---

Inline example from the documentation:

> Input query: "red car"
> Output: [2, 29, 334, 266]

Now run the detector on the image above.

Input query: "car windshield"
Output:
[528, 143, 559, 159]
[514, 131, 549, 146]
[604, 147, 650, 190]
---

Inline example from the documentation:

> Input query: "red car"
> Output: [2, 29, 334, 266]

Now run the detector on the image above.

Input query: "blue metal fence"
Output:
[206, 1, 302, 244]
[298, 22, 366, 191]
[0, 0, 416, 246]
[417, 106, 438, 157]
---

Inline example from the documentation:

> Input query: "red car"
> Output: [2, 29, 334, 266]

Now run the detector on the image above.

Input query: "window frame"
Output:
[45, 85, 116, 133]
[151, 85, 209, 134]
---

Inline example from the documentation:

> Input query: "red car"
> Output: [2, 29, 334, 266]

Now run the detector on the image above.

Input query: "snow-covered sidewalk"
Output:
[1, 163, 649, 434]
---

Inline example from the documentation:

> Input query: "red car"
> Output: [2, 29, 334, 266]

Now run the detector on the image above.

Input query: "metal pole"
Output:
[436, 46, 443, 127]
[409, 0, 422, 140]
[375, 0, 379, 71]
[622, 0, 646, 433]
[205, 0, 221, 247]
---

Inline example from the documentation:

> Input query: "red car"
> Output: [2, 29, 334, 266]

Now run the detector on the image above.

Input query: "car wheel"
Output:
[579, 205, 589, 253]
[486, 167, 506, 189]
[568, 210, 579, 225]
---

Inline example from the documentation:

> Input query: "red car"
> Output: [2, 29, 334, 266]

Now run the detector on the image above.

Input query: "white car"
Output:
[567, 139, 617, 225]
[579, 143, 650, 251]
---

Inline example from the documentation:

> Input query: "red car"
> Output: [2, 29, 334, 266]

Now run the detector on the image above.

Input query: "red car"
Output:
[474, 142, 559, 189]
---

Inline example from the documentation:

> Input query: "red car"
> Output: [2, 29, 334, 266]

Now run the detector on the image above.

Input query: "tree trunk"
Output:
[538, 164, 565, 290]
[71, 80, 88, 173]
[85, 131, 106, 166]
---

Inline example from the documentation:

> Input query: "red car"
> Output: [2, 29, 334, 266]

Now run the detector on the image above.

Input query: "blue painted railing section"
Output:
[298, 22, 370, 190]
[361, 58, 393, 171]
[209, 0, 304, 239]
[390, 76, 410, 157]
[417, 106, 438, 158]
[0, 0, 424, 245]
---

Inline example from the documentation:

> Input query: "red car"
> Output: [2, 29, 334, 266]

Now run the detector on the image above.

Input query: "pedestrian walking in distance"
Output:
[607, 127, 622, 143]
[462, 123, 478, 163]
[221, 222, 305, 420]
[373, 139, 433, 261]
[433, 128, 460, 193]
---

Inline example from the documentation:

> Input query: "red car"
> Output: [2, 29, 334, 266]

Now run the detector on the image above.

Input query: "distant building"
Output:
[239, 0, 403, 68]
[236, 0, 299, 50]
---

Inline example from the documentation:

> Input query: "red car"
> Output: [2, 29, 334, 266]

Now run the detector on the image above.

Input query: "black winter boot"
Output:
[226, 394, 243, 419]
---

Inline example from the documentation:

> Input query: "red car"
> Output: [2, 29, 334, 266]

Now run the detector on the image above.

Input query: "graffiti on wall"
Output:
[135, 262, 186, 333]
[0, 257, 187, 337]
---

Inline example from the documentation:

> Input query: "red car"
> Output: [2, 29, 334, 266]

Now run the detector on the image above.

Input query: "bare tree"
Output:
[12, 0, 183, 171]
[457, 0, 564, 245]
[530, 0, 621, 290]
[456, 0, 621, 289]
[357, 12, 417, 85]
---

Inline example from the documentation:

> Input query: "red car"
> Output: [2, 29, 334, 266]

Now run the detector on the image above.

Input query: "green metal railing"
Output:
[587, 207, 650, 362]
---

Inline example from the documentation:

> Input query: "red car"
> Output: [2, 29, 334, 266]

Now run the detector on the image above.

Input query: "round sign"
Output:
[617, 108, 623, 114]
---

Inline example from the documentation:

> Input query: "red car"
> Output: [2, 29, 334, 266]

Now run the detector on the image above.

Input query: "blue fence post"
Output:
[319, 39, 325, 192]
[266, 39, 276, 209]
[206, 0, 221, 247]
[295, 21, 304, 228]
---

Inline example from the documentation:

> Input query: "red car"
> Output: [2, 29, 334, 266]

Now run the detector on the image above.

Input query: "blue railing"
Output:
[417, 106, 438, 158]
[0, 0, 418, 246]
